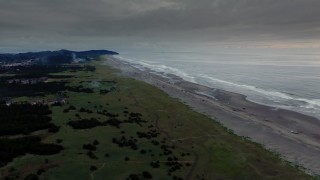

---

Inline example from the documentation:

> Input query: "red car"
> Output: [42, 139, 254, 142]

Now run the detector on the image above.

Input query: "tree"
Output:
[24, 174, 39, 180]
[142, 171, 152, 179]
[90, 165, 97, 171]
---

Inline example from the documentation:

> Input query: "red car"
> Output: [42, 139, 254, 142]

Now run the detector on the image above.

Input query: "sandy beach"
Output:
[104, 56, 320, 175]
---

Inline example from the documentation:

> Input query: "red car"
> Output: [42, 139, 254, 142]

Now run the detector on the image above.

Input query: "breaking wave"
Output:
[198, 74, 320, 115]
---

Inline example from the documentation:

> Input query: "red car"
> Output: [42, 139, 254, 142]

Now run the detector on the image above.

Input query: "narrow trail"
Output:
[153, 112, 199, 180]
[186, 153, 199, 180]
[90, 163, 106, 180]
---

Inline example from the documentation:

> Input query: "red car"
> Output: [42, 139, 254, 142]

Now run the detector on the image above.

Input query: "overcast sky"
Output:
[1, 0, 320, 52]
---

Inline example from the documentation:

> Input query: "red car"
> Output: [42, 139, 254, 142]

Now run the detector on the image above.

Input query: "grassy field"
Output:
[0, 60, 313, 180]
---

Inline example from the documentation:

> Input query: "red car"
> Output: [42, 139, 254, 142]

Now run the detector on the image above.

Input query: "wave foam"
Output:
[115, 55, 195, 82]
[113, 55, 320, 118]
[198, 74, 320, 111]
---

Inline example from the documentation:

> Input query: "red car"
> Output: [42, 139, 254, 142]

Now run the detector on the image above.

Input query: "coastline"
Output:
[104, 55, 320, 175]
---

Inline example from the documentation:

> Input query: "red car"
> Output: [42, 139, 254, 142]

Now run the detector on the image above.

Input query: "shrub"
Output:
[142, 171, 152, 179]
[90, 165, 97, 171]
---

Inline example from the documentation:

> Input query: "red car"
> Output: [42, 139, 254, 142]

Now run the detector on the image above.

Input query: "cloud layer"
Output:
[1, 0, 320, 52]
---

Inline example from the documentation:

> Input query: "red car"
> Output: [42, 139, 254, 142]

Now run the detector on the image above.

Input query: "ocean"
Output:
[115, 48, 320, 119]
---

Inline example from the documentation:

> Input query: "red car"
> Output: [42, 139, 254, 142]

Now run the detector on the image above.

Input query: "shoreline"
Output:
[104, 56, 320, 175]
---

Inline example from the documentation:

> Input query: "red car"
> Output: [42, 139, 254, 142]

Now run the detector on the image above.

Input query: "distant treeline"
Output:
[0, 65, 96, 98]
[0, 136, 63, 167]
[0, 80, 96, 98]
[0, 64, 95, 74]
[0, 103, 59, 136]
[0, 102, 63, 167]
[0, 49, 119, 65]
[0, 81, 68, 98]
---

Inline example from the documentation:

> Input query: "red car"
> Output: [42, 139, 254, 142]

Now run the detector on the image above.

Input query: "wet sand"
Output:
[104, 56, 320, 175]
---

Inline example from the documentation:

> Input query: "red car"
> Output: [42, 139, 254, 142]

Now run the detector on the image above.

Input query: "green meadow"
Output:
[1, 60, 312, 180]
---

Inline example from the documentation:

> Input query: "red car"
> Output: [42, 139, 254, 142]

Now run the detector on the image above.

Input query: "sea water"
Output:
[115, 48, 320, 119]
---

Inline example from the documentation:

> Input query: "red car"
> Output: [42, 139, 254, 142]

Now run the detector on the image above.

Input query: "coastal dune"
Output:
[105, 56, 320, 175]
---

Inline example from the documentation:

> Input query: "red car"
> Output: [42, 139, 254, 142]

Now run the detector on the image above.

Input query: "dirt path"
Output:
[90, 163, 106, 180]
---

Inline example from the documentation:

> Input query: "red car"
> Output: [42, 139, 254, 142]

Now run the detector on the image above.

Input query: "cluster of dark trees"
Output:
[86, 151, 98, 160]
[0, 136, 63, 167]
[104, 118, 122, 128]
[0, 65, 93, 98]
[0, 64, 91, 74]
[0, 103, 62, 168]
[136, 129, 160, 139]
[0, 74, 73, 81]
[0, 80, 99, 98]
[63, 105, 76, 113]
[68, 105, 76, 110]
[159, 145, 175, 156]
[66, 85, 94, 93]
[112, 136, 138, 150]
[24, 173, 40, 180]
[0, 66, 94, 113]
[99, 89, 111, 94]
[0, 103, 59, 136]
[67, 118, 102, 129]
[99, 86, 116, 95]
[66, 112, 137, 130]
[79, 107, 93, 113]
[83, 140, 100, 160]
[83, 140, 99, 151]
[100, 80, 117, 84]
[149, 159, 184, 179]
[0, 65, 67, 172]
[123, 113, 147, 125]
[127, 171, 153, 180]
[67, 107, 128, 129]
[165, 156, 184, 174]
[150, 161, 160, 168]
[96, 110, 119, 118]
[83, 144, 96, 151]
[172, 176, 184, 180]
[151, 144, 186, 177]
[0, 81, 68, 98]
[5, 173, 42, 180]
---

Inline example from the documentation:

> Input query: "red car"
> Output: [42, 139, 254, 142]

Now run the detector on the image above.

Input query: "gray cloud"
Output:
[1, 0, 320, 52]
